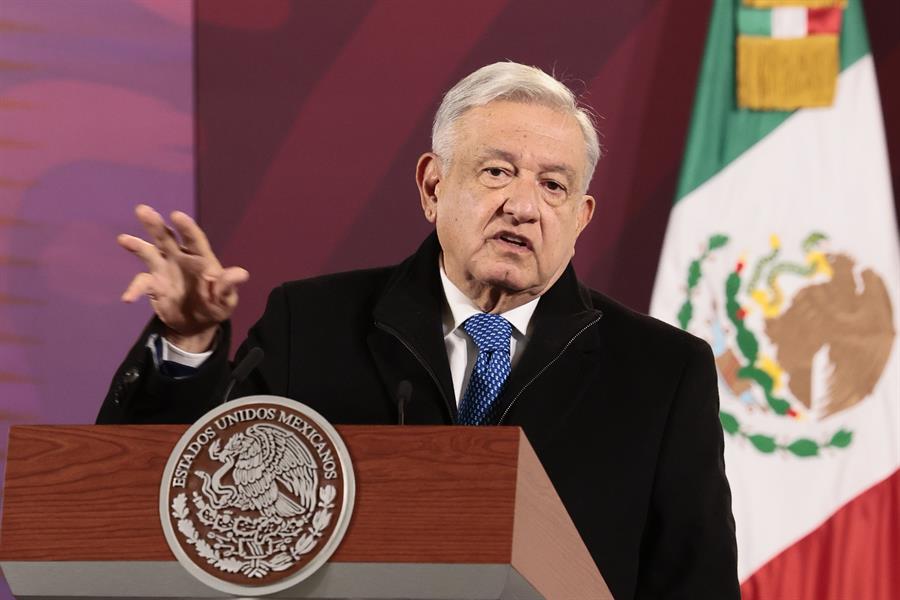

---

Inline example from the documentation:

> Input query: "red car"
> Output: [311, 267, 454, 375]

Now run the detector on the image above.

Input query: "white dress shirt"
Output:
[148, 332, 215, 368]
[439, 264, 539, 406]
[158, 263, 541, 404]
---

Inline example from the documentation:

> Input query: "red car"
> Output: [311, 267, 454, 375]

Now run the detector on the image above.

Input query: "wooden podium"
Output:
[0, 425, 612, 599]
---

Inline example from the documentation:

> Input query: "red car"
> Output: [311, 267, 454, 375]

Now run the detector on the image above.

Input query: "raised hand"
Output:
[117, 204, 249, 352]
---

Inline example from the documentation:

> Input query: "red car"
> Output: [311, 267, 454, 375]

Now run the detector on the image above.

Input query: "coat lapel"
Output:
[497, 266, 603, 419]
[368, 234, 456, 420]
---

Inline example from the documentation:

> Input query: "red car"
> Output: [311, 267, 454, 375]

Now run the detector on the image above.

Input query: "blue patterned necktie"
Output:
[458, 313, 512, 425]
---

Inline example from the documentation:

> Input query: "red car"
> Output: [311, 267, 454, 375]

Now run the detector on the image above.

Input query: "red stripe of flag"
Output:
[807, 7, 842, 35]
[741, 469, 900, 600]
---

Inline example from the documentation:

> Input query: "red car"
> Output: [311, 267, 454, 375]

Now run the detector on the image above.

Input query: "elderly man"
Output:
[98, 62, 739, 598]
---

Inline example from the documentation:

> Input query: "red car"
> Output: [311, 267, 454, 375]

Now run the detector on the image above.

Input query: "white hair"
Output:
[432, 61, 602, 191]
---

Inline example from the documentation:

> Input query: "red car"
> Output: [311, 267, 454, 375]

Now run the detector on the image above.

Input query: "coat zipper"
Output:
[497, 314, 602, 425]
[374, 321, 455, 421]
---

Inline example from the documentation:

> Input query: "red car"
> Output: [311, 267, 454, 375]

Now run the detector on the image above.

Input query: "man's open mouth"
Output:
[495, 233, 531, 249]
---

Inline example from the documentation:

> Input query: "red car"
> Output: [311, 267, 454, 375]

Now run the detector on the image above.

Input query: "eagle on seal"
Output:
[200, 423, 319, 518]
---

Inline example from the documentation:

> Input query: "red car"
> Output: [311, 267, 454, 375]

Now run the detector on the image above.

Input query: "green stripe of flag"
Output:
[674, 0, 871, 203]
[737, 7, 771, 37]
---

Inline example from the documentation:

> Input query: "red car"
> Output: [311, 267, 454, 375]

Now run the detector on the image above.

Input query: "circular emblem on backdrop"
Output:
[159, 396, 355, 596]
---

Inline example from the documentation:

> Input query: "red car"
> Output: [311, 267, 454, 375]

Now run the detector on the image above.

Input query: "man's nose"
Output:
[503, 176, 540, 223]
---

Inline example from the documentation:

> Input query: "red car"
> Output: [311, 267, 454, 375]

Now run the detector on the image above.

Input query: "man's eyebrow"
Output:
[479, 147, 577, 181]
[477, 148, 518, 163]
[540, 163, 576, 182]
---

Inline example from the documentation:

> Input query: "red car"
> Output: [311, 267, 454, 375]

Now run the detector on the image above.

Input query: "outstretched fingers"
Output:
[117, 233, 167, 273]
[121, 272, 155, 303]
[209, 266, 250, 305]
[135, 204, 181, 257]
[170, 210, 216, 260]
[118, 204, 245, 333]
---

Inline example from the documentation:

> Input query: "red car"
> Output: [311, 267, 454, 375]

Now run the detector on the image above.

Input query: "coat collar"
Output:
[372, 232, 603, 421]
[372, 233, 456, 415]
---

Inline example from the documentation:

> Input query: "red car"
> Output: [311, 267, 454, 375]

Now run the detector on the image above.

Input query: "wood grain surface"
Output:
[511, 431, 612, 599]
[0, 425, 520, 563]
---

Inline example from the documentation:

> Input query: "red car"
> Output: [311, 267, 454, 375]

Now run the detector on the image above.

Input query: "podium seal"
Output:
[159, 395, 356, 595]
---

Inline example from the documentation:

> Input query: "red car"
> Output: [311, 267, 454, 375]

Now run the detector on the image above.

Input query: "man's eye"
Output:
[544, 180, 566, 193]
[479, 167, 511, 187]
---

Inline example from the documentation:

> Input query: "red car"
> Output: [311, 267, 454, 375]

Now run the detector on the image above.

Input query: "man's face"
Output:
[419, 101, 595, 302]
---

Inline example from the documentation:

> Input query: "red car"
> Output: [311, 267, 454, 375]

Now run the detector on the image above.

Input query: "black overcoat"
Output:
[98, 233, 739, 599]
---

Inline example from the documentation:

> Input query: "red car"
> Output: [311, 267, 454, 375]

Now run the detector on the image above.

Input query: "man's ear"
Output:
[416, 152, 441, 224]
[575, 194, 595, 236]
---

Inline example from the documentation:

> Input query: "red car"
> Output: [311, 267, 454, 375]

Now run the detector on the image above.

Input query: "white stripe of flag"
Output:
[771, 7, 808, 38]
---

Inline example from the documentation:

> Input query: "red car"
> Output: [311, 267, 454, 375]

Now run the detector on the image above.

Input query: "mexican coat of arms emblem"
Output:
[159, 396, 355, 595]
[677, 232, 895, 458]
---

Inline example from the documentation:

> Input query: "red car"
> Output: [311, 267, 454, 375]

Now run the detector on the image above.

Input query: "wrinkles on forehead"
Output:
[439, 101, 589, 192]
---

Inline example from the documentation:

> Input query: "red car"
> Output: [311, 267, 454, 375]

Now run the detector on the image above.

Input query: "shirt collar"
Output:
[439, 259, 539, 338]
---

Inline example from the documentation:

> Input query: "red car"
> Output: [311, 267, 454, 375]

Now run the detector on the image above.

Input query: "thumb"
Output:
[212, 267, 249, 304]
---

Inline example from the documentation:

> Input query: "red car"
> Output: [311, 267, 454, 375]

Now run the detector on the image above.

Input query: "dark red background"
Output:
[195, 0, 900, 345]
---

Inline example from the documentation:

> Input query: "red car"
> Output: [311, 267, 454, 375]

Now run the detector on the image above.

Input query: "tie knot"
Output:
[463, 313, 512, 353]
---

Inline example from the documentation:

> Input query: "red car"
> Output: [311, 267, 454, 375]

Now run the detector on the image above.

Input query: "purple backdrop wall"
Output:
[0, 2, 193, 597]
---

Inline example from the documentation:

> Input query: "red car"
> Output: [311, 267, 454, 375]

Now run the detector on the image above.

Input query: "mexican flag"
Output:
[650, 0, 900, 597]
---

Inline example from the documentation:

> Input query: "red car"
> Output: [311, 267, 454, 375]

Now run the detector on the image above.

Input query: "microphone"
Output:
[221, 347, 264, 404]
[396, 380, 413, 425]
